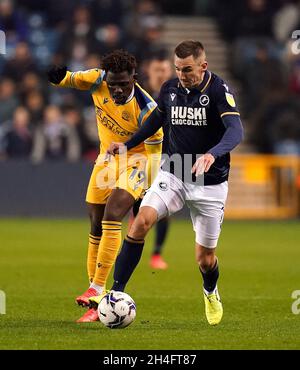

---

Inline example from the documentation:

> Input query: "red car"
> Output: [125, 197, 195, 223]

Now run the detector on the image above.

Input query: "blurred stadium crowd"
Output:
[0, 0, 300, 163]
[216, 0, 300, 155]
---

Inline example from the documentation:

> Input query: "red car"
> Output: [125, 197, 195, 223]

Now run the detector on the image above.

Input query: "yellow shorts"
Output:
[86, 154, 147, 204]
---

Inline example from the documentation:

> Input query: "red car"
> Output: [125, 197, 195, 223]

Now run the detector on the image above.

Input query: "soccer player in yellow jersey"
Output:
[48, 50, 163, 322]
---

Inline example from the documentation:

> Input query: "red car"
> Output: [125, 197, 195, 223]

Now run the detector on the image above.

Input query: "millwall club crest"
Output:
[199, 94, 209, 106]
[158, 182, 168, 191]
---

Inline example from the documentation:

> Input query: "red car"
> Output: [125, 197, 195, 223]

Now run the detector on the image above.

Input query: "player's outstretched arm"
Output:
[47, 66, 103, 90]
[47, 65, 67, 84]
[107, 108, 163, 155]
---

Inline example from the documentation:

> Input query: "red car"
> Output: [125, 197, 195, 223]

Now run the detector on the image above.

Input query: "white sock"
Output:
[90, 283, 104, 295]
[204, 286, 218, 296]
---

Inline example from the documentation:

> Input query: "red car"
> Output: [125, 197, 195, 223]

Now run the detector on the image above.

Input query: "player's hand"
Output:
[106, 142, 127, 156]
[191, 153, 215, 177]
[47, 65, 67, 84]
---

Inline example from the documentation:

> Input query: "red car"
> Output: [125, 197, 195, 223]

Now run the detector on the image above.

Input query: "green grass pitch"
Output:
[0, 218, 299, 350]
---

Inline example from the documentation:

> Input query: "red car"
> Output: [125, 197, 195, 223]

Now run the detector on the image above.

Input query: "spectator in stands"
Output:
[84, 54, 101, 70]
[17, 0, 79, 27]
[24, 90, 46, 127]
[3, 42, 37, 81]
[62, 105, 97, 159]
[31, 105, 80, 163]
[142, 53, 173, 99]
[229, 0, 283, 83]
[3, 106, 32, 159]
[20, 72, 45, 97]
[241, 41, 286, 114]
[95, 23, 123, 55]
[236, 0, 276, 39]
[81, 106, 100, 161]
[250, 87, 300, 155]
[59, 5, 97, 63]
[0, 77, 19, 124]
[90, 0, 123, 26]
[124, 0, 165, 62]
[126, 18, 165, 64]
[0, 0, 29, 43]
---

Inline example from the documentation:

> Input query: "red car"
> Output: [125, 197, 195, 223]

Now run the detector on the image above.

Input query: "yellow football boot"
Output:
[203, 288, 223, 326]
[88, 290, 109, 309]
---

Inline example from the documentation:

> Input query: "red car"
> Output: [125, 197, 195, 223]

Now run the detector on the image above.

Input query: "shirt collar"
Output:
[126, 86, 135, 103]
[178, 70, 211, 94]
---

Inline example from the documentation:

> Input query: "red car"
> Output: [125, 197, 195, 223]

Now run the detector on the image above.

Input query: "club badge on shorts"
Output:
[158, 182, 168, 191]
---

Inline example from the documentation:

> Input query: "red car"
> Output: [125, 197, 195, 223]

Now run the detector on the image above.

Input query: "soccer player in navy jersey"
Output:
[103, 40, 244, 325]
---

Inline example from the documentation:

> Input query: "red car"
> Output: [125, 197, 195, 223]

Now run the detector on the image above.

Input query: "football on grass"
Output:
[98, 291, 136, 329]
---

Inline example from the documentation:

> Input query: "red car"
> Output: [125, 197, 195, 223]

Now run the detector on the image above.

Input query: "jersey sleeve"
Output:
[156, 81, 168, 114]
[213, 78, 240, 119]
[57, 68, 105, 92]
[139, 101, 164, 146]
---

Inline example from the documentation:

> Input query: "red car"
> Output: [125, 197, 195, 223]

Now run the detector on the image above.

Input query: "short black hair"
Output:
[101, 49, 137, 74]
[174, 40, 204, 59]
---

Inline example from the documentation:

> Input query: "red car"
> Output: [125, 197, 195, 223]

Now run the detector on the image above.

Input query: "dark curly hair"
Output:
[101, 49, 137, 74]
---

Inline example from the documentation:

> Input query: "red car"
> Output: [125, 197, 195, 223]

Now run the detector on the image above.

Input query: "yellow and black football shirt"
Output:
[57, 68, 163, 158]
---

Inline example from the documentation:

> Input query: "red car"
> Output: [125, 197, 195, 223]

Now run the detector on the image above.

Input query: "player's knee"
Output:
[196, 247, 216, 272]
[130, 213, 153, 239]
[89, 213, 102, 236]
[88, 204, 104, 236]
[139, 214, 153, 233]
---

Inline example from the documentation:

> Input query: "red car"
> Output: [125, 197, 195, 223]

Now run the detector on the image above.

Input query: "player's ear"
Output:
[133, 72, 138, 81]
[201, 61, 208, 71]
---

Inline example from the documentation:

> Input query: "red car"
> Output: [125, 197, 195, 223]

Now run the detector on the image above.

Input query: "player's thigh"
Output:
[103, 188, 136, 221]
[141, 170, 185, 219]
[86, 164, 113, 204]
[190, 211, 224, 249]
[188, 182, 228, 248]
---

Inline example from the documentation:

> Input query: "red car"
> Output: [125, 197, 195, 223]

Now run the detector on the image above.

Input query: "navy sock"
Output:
[112, 236, 144, 292]
[200, 261, 219, 293]
[153, 217, 169, 255]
